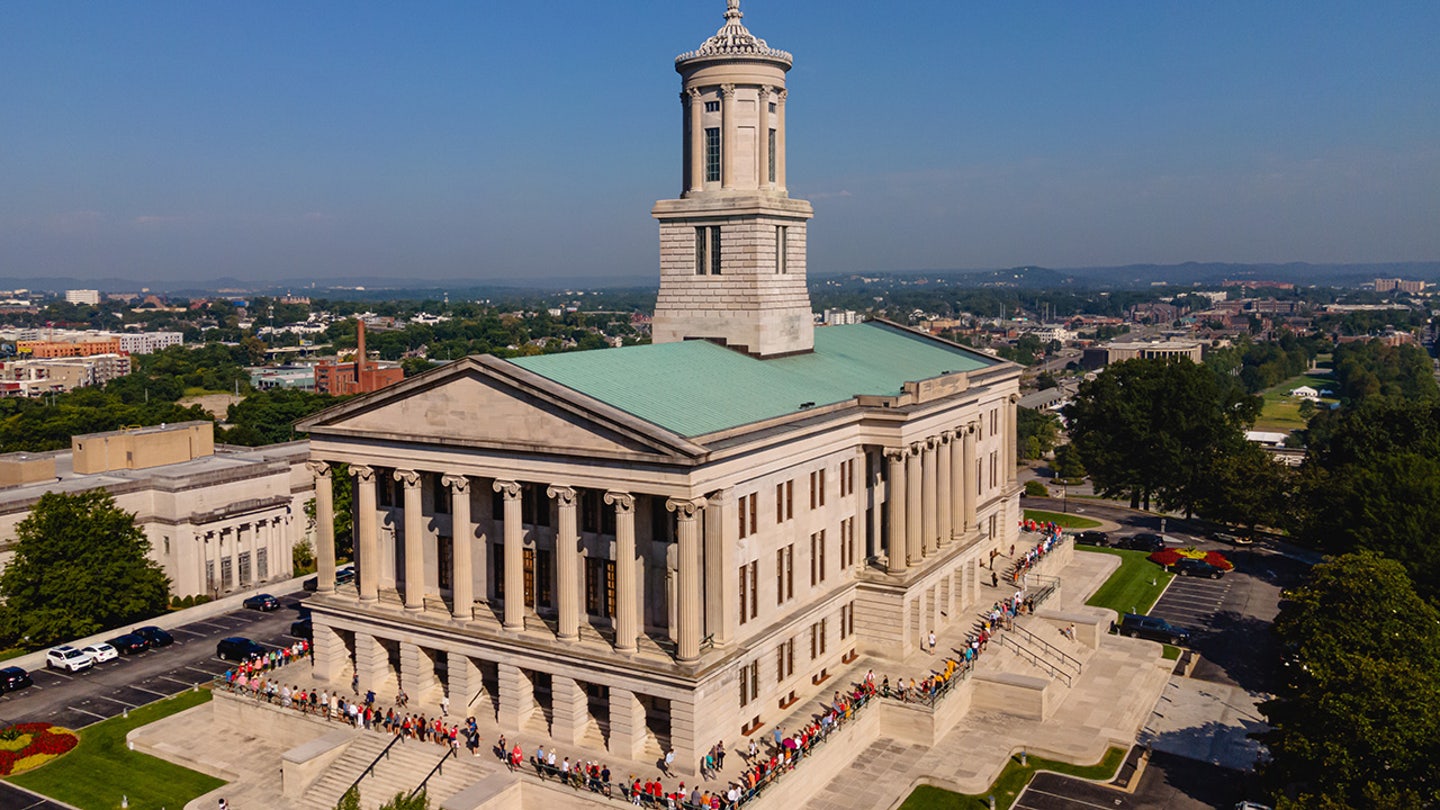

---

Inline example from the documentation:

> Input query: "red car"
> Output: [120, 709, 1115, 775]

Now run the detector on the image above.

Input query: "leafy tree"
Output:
[1016, 407, 1060, 460]
[1035, 371, 1060, 390]
[302, 462, 353, 562]
[0, 491, 170, 648]
[1260, 552, 1440, 808]
[1064, 358, 1259, 513]
[220, 389, 344, 446]
[1052, 443, 1087, 481]
[1329, 339, 1437, 405]
[1192, 441, 1292, 533]
[337, 786, 361, 810]
[379, 790, 430, 810]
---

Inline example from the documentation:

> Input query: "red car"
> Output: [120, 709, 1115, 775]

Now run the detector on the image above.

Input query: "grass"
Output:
[1253, 370, 1336, 432]
[1022, 509, 1101, 530]
[898, 746, 1127, 809]
[1162, 644, 1182, 660]
[9, 689, 223, 809]
[1078, 546, 1173, 615]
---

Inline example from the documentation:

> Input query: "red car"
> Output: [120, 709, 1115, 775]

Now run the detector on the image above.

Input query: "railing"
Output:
[1028, 574, 1061, 609]
[1009, 618, 1082, 676]
[999, 633, 1073, 687]
[881, 658, 976, 708]
[409, 745, 456, 801]
[337, 733, 402, 809]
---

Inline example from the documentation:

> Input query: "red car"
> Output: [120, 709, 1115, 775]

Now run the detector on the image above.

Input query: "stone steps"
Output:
[301, 732, 493, 810]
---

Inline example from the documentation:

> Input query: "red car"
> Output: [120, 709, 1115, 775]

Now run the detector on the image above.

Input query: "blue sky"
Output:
[1, 1, 1437, 284]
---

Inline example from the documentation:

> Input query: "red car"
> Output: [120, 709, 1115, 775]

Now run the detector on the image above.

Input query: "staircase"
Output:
[302, 732, 494, 810]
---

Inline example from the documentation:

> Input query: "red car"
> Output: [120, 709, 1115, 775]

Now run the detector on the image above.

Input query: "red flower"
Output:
[1148, 549, 1182, 567]
[1203, 551, 1234, 570]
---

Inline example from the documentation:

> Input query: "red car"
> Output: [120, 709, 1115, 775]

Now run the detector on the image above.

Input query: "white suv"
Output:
[45, 645, 94, 673]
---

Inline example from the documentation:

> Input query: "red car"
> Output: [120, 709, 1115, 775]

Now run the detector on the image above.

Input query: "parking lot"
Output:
[1150, 573, 1235, 632]
[0, 590, 310, 731]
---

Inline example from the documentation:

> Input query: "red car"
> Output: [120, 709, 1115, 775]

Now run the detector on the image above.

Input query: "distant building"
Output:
[250, 364, 319, 391]
[1082, 340, 1203, 370]
[822, 308, 863, 325]
[0, 422, 313, 597]
[115, 331, 184, 354]
[1289, 386, 1318, 398]
[313, 319, 404, 395]
[18, 337, 121, 358]
[64, 289, 101, 306]
[1374, 278, 1426, 293]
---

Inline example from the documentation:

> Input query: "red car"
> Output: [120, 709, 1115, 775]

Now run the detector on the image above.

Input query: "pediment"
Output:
[298, 358, 704, 461]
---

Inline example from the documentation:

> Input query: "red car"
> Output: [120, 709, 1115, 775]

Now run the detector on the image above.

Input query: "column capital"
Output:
[665, 496, 708, 520]
[546, 485, 577, 506]
[441, 474, 470, 494]
[603, 491, 635, 512]
[775, 88, 787, 104]
[964, 422, 978, 435]
[1009, 393, 1020, 404]
[306, 460, 332, 478]
[687, 87, 703, 101]
[493, 479, 521, 500]
[925, 436, 939, 450]
[884, 446, 909, 463]
[705, 488, 731, 506]
[759, 84, 774, 101]
[718, 83, 736, 97]
[393, 468, 421, 488]
[939, 430, 955, 443]
[909, 441, 925, 455]
[352, 464, 377, 482]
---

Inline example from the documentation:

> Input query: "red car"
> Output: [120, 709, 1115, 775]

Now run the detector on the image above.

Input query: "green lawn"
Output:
[1078, 546, 1173, 615]
[1253, 370, 1335, 432]
[1022, 509, 1101, 530]
[10, 689, 223, 809]
[899, 747, 1127, 809]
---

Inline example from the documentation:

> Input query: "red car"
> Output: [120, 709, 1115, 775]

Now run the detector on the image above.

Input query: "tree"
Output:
[1192, 442, 1293, 533]
[1016, 407, 1060, 460]
[0, 491, 170, 648]
[379, 790, 430, 810]
[337, 786, 361, 810]
[302, 463, 353, 563]
[1052, 443, 1087, 481]
[1260, 552, 1440, 808]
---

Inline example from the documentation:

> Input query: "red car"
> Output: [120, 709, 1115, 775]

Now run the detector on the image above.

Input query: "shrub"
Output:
[181, 595, 195, 608]
[170, 596, 182, 609]
[1023, 480, 1049, 497]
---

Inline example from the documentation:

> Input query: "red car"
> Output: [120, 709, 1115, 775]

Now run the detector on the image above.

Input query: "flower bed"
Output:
[1147, 548, 1233, 570]
[0, 723, 79, 775]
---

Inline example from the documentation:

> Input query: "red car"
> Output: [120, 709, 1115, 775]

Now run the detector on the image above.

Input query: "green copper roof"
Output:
[510, 322, 998, 438]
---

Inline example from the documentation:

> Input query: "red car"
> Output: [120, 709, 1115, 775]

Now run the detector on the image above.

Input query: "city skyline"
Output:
[2, 0, 1437, 283]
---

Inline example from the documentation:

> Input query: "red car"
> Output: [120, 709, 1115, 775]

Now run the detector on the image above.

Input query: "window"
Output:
[776, 226, 787, 274]
[695, 226, 722, 275]
[776, 638, 795, 682]
[810, 530, 826, 586]
[585, 558, 616, 617]
[768, 128, 776, 182]
[769, 102, 777, 114]
[810, 620, 828, 659]
[809, 469, 825, 509]
[839, 459, 854, 497]
[991, 408, 998, 435]
[738, 492, 757, 538]
[840, 602, 855, 639]
[739, 660, 759, 707]
[438, 535, 453, 589]
[776, 544, 793, 605]
[257, 548, 268, 581]
[163, 535, 170, 555]
[775, 480, 793, 523]
[705, 127, 721, 182]
[704, 100, 719, 113]
[839, 517, 854, 569]
[990, 452, 998, 489]
[739, 561, 759, 625]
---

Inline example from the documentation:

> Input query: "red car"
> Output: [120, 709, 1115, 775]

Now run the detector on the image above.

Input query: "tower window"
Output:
[704, 100, 720, 113]
[705, 127, 721, 182]
[776, 226, 788, 274]
[768, 129, 777, 183]
[769, 102, 777, 113]
[695, 226, 722, 275]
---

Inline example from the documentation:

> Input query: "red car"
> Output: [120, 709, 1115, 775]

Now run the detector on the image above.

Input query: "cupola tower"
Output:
[651, 0, 814, 357]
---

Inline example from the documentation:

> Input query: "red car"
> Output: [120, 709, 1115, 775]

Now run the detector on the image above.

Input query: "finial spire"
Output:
[726, 0, 742, 17]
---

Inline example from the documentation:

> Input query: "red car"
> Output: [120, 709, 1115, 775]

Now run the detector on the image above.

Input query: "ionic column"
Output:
[686, 88, 704, 193]
[667, 496, 708, 663]
[720, 84, 736, 189]
[704, 489, 735, 648]
[906, 443, 923, 565]
[442, 475, 473, 622]
[353, 465, 379, 602]
[494, 480, 524, 631]
[1007, 394, 1020, 485]
[775, 89, 787, 189]
[921, 438, 938, 556]
[962, 425, 978, 531]
[758, 85, 772, 187]
[605, 491, 638, 653]
[937, 433, 954, 546]
[396, 469, 424, 611]
[950, 426, 966, 536]
[548, 485, 580, 641]
[884, 448, 908, 574]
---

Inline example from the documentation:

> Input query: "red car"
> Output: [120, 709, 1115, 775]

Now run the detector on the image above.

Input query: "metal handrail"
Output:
[408, 745, 456, 800]
[1010, 622, 1082, 674]
[1000, 633, 1073, 687]
[336, 733, 402, 809]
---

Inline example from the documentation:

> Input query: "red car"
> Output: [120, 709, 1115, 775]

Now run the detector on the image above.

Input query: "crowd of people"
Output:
[1010, 521, 1066, 585]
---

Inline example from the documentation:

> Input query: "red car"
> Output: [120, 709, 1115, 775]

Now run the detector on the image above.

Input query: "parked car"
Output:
[1074, 531, 1110, 547]
[107, 633, 149, 655]
[1116, 532, 1166, 552]
[303, 565, 357, 592]
[1175, 558, 1227, 579]
[134, 626, 174, 648]
[45, 645, 94, 673]
[1118, 613, 1191, 645]
[1213, 531, 1254, 546]
[81, 642, 119, 664]
[216, 637, 267, 662]
[242, 593, 280, 611]
[0, 666, 33, 693]
[290, 618, 313, 640]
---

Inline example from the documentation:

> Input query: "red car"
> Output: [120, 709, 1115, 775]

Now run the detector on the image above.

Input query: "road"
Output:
[0, 590, 311, 731]
[1017, 750, 1263, 810]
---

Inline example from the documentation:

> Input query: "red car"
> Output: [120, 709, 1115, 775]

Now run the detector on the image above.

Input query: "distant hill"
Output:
[844, 261, 1440, 290]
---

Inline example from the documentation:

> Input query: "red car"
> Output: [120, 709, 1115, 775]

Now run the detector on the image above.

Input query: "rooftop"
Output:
[511, 322, 998, 438]
[676, 0, 793, 68]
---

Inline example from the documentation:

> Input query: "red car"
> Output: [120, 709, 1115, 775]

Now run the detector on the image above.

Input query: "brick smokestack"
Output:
[355, 317, 366, 383]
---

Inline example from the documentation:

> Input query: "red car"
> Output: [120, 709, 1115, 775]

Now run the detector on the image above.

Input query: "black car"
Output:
[303, 565, 357, 592]
[290, 618, 313, 640]
[1118, 613, 1191, 645]
[134, 626, 174, 648]
[217, 637, 267, 661]
[108, 633, 149, 655]
[0, 666, 33, 693]
[1116, 532, 1166, 552]
[1074, 531, 1110, 547]
[243, 593, 280, 611]
[1175, 558, 1227, 579]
